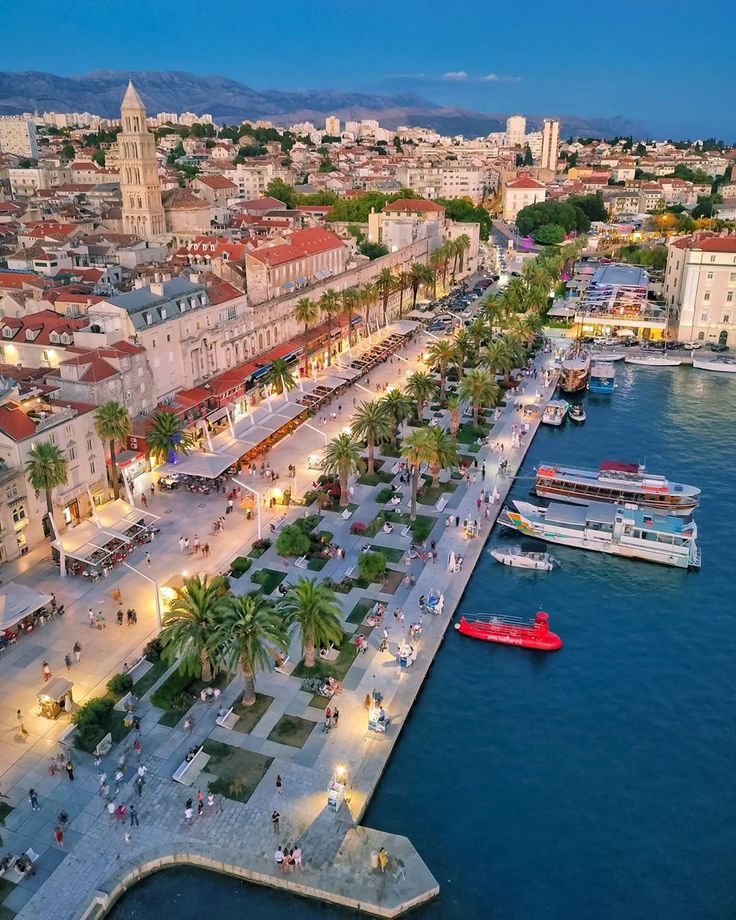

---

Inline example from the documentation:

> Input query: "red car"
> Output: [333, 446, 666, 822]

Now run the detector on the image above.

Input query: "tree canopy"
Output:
[532, 223, 566, 245]
[436, 197, 491, 240]
[516, 200, 591, 236]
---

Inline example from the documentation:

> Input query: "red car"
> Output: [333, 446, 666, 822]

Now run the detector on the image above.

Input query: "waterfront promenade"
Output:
[0, 327, 557, 920]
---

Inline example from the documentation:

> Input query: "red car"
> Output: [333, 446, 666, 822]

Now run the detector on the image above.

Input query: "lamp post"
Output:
[122, 561, 162, 629]
[232, 478, 262, 540]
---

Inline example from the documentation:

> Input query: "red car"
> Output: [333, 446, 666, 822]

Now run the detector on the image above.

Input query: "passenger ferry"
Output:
[541, 400, 569, 426]
[588, 361, 615, 394]
[498, 500, 701, 570]
[559, 344, 591, 394]
[535, 461, 700, 514]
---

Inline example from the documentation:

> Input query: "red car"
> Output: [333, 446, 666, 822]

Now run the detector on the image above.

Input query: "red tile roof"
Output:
[383, 198, 445, 213]
[0, 309, 86, 345]
[506, 177, 546, 189]
[678, 236, 736, 253]
[248, 227, 344, 268]
[0, 272, 46, 291]
[195, 175, 237, 190]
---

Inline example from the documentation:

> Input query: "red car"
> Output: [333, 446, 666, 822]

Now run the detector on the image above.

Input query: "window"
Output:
[68, 447, 76, 460]
[727, 292, 734, 303]
[710, 255, 716, 263]
[703, 292, 710, 302]
[64, 425, 72, 437]
[89, 461, 95, 476]
[707, 272, 714, 280]
[700, 312, 708, 321]
[730, 272, 736, 282]
[724, 315, 731, 324]
[698, 331, 705, 340]
[12, 505, 26, 525]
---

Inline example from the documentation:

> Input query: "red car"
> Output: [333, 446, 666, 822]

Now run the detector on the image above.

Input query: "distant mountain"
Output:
[0, 70, 644, 139]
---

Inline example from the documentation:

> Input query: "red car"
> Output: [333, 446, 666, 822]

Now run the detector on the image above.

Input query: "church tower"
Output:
[119, 81, 166, 239]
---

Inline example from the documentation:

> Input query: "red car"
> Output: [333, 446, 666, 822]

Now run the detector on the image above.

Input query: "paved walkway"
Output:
[0, 320, 557, 919]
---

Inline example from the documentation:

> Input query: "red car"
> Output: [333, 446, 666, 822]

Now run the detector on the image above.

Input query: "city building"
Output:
[245, 228, 347, 303]
[569, 263, 665, 339]
[368, 199, 446, 251]
[502, 176, 546, 221]
[505, 115, 526, 148]
[540, 119, 560, 172]
[118, 81, 166, 239]
[325, 115, 341, 136]
[0, 115, 39, 159]
[233, 162, 276, 200]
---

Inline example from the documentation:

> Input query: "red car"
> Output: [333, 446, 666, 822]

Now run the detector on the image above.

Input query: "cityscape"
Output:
[0, 5, 734, 920]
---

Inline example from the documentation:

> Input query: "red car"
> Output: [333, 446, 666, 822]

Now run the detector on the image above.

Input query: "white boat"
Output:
[489, 545, 556, 571]
[625, 354, 682, 367]
[498, 499, 701, 570]
[569, 404, 586, 423]
[541, 400, 569, 426]
[590, 350, 625, 362]
[691, 356, 736, 374]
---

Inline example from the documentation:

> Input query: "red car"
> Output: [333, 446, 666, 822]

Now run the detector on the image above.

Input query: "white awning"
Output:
[0, 583, 53, 630]
[157, 451, 237, 479]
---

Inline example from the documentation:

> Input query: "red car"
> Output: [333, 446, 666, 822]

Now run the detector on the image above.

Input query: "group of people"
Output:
[274, 844, 303, 872]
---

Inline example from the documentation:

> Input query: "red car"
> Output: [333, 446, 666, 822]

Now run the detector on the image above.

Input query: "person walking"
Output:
[271, 810, 280, 834]
[275, 774, 283, 796]
[28, 789, 40, 811]
[73, 641, 82, 663]
[88, 608, 95, 628]
[65, 759, 75, 782]
[184, 800, 193, 825]
[16, 709, 29, 740]
[207, 792, 215, 813]
[145, 552, 151, 567]
[178, 536, 185, 553]
[42, 661, 51, 682]
[135, 775, 145, 797]
[54, 825, 64, 848]
[332, 707, 339, 729]
[64, 652, 72, 670]
[129, 803, 139, 827]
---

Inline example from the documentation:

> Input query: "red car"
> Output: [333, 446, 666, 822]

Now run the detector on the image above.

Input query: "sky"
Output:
[2, 0, 735, 138]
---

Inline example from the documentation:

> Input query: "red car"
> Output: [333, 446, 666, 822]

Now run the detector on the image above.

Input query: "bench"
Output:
[401, 525, 412, 538]
[435, 494, 449, 512]
[172, 746, 210, 785]
[294, 555, 308, 569]
[58, 723, 77, 747]
[272, 515, 287, 532]
[344, 564, 356, 579]
[341, 508, 353, 520]
[94, 732, 112, 758]
[5, 849, 40, 884]
[127, 657, 149, 680]
[215, 706, 240, 730]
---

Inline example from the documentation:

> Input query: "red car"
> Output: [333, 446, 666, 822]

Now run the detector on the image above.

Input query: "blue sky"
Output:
[2, 0, 735, 138]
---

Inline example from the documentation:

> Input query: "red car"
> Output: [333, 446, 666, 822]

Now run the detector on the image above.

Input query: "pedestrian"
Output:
[129, 803, 139, 826]
[133, 737, 142, 757]
[124, 832, 131, 845]
[29, 788, 40, 811]
[394, 856, 406, 882]
[292, 844, 302, 870]
[197, 797, 204, 818]
[207, 792, 215, 813]
[455, 515, 460, 527]
[96, 611, 106, 629]
[275, 846, 284, 871]
[117, 609, 124, 626]
[185, 800, 193, 825]
[193, 535, 200, 554]
[88, 608, 95, 628]
[54, 825, 64, 848]
[183, 537, 190, 553]
[150, 483, 155, 498]
[73, 641, 82, 663]
[145, 552, 151, 567]
[178, 536, 185, 553]
[16, 709, 29, 739]
[64, 652, 72, 670]
[271, 810, 280, 833]
[140, 492, 148, 508]
[378, 847, 389, 873]
[107, 800, 116, 820]
[65, 759, 75, 781]
[135, 775, 145, 797]
[42, 661, 51, 682]
[275, 773, 283, 795]
[332, 707, 339, 728]
[57, 810, 69, 827]
[183, 717, 194, 736]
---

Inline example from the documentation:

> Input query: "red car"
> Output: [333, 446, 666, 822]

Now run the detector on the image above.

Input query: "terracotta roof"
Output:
[0, 272, 47, 291]
[161, 187, 210, 211]
[59, 352, 118, 382]
[198, 272, 243, 305]
[383, 198, 446, 213]
[675, 236, 736, 253]
[0, 405, 37, 440]
[0, 309, 86, 345]
[248, 228, 344, 268]
[196, 175, 237, 190]
[506, 177, 546, 189]
[237, 197, 286, 210]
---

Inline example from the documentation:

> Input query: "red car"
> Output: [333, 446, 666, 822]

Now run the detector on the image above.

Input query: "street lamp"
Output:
[122, 561, 163, 629]
[232, 478, 262, 540]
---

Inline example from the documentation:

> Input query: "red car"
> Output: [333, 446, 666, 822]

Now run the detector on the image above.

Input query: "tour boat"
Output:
[541, 400, 569, 426]
[625, 354, 681, 367]
[498, 499, 701, 569]
[559, 344, 591, 394]
[569, 404, 586, 423]
[455, 611, 562, 651]
[691, 356, 736, 374]
[489, 545, 556, 571]
[588, 361, 616, 394]
[534, 460, 700, 514]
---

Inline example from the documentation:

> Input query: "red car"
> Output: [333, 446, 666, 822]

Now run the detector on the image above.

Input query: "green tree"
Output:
[425, 339, 457, 399]
[265, 178, 297, 209]
[405, 371, 438, 422]
[91, 148, 106, 167]
[436, 198, 491, 240]
[567, 193, 607, 223]
[267, 358, 296, 395]
[375, 268, 395, 324]
[400, 429, 431, 521]
[409, 262, 429, 309]
[94, 401, 131, 501]
[25, 442, 68, 534]
[379, 388, 413, 445]
[279, 577, 344, 668]
[321, 433, 364, 507]
[351, 400, 392, 474]
[446, 394, 462, 438]
[359, 242, 389, 260]
[482, 340, 514, 383]
[523, 145, 533, 166]
[146, 411, 194, 463]
[458, 369, 500, 425]
[422, 426, 459, 487]
[396, 271, 411, 319]
[358, 550, 387, 583]
[359, 282, 377, 332]
[319, 289, 341, 365]
[294, 297, 319, 373]
[453, 328, 475, 374]
[159, 575, 230, 681]
[276, 524, 311, 557]
[340, 287, 360, 347]
[60, 143, 76, 161]
[454, 233, 472, 273]
[532, 223, 566, 245]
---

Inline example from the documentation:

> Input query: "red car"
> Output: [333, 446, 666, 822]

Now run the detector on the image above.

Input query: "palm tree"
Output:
[459, 368, 501, 426]
[159, 575, 230, 681]
[319, 288, 340, 366]
[279, 577, 344, 669]
[321, 433, 364, 507]
[94, 401, 130, 501]
[522, 260, 553, 293]
[340, 287, 359, 347]
[422, 426, 459, 487]
[217, 594, 289, 706]
[449, 238, 462, 279]
[409, 262, 428, 310]
[453, 328, 474, 374]
[425, 339, 457, 399]
[467, 316, 490, 352]
[25, 442, 68, 536]
[375, 268, 394, 324]
[350, 400, 392, 474]
[396, 271, 411, 319]
[429, 248, 446, 296]
[482, 296, 508, 337]
[455, 233, 471, 274]
[503, 333, 528, 369]
[482, 340, 515, 384]
[294, 296, 319, 373]
[446, 393, 462, 438]
[503, 277, 529, 314]
[359, 282, 377, 332]
[146, 410, 194, 464]
[437, 242, 452, 289]
[400, 429, 431, 521]
[267, 358, 297, 395]
[379, 388, 413, 445]
[405, 371, 438, 423]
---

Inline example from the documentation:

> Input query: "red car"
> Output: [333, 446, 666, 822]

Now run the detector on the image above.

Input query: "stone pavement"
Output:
[0, 319, 557, 919]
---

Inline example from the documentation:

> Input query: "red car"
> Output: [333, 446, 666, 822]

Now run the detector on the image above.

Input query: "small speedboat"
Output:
[625, 355, 681, 367]
[489, 545, 556, 571]
[569, 404, 586, 423]
[455, 611, 562, 651]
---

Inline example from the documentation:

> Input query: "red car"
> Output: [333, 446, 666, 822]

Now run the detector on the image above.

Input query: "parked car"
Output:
[708, 342, 729, 353]
[683, 342, 702, 350]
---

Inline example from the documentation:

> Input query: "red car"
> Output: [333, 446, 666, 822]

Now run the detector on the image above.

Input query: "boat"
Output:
[589, 361, 616, 394]
[489, 545, 556, 570]
[454, 611, 562, 651]
[559, 344, 591, 394]
[541, 400, 569, 426]
[691, 356, 736, 374]
[625, 354, 681, 367]
[569, 404, 586, 423]
[590, 350, 625, 362]
[534, 460, 700, 514]
[498, 499, 701, 569]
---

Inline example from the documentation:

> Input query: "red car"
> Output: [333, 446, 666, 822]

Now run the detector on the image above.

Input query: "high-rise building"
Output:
[118, 82, 166, 240]
[325, 115, 341, 136]
[540, 118, 560, 172]
[505, 114, 526, 148]
[0, 115, 39, 158]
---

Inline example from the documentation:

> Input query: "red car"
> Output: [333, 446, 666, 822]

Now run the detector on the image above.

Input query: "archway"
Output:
[719, 329, 728, 346]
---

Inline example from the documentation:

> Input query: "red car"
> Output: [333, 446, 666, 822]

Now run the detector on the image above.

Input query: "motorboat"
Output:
[455, 610, 562, 651]
[590, 350, 625, 362]
[625, 354, 681, 367]
[534, 460, 700, 514]
[569, 404, 586, 423]
[541, 400, 569, 426]
[499, 499, 701, 569]
[589, 361, 615, 394]
[559, 344, 591, 393]
[489, 545, 556, 571]
[691, 356, 736, 374]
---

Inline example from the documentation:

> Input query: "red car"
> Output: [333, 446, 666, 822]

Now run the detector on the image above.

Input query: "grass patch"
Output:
[291, 635, 360, 682]
[251, 568, 286, 595]
[229, 556, 252, 578]
[383, 510, 437, 541]
[267, 714, 315, 748]
[0, 878, 15, 919]
[307, 555, 329, 571]
[358, 470, 394, 485]
[0, 802, 13, 824]
[418, 482, 456, 506]
[376, 487, 394, 504]
[203, 740, 272, 804]
[152, 669, 229, 726]
[468, 443, 481, 453]
[347, 598, 375, 623]
[380, 568, 405, 594]
[318, 530, 333, 542]
[309, 692, 330, 708]
[379, 443, 401, 457]
[230, 693, 273, 734]
[132, 657, 169, 697]
[368, 544, 404, 563]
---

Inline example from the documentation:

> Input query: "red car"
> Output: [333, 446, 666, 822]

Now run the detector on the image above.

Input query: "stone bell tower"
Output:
[119, 81, 166, 240]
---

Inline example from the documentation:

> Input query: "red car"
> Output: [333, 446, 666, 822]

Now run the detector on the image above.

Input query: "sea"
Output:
[111, 364, 736, 920]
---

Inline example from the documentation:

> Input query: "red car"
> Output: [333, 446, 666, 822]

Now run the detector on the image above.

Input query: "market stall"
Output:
[37, 677, 74, 719]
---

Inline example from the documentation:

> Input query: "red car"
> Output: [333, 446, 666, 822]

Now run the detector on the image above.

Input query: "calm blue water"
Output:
[112, 366, 736, 920]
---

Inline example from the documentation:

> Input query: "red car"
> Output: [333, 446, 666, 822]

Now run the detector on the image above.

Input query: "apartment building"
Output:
[233, 162, 276, 200]
[245, 228, 347, 303]
[502, 176, 547, 221]
[0, 116, 39, 159]
[0, 310, 87, 369]
[56, 341, 154, 418]
[506, 115, 526, 148]
[665, 235, 736, 346]
[540, 119, 560, 172]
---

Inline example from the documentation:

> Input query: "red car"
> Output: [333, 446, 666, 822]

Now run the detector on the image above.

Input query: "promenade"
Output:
[0, 320, 557, 920]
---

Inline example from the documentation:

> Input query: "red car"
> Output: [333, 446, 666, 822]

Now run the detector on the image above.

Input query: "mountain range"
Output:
[0, 70, 644, 140]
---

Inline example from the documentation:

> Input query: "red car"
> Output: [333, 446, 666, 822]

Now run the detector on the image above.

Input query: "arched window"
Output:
[258, 333, 263, 351]
[266, 329, 271, 346]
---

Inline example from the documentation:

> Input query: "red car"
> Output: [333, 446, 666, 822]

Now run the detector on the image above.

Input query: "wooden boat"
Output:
[455, 611, 562, 651]
[489, 545, 556, 571]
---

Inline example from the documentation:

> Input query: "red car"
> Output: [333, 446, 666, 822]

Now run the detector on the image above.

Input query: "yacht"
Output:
[589, 361, 615, 394]
[541, 400, 569, 426]
[625, 354, 681, 367]
[534, 461, 700, 514]
[691, 356, 736, 374]
[559, 344, 591, 393]
[498, 499, 701, 570]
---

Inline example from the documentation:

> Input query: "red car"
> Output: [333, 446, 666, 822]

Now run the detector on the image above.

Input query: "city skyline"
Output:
[1, 0, 735, 138]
